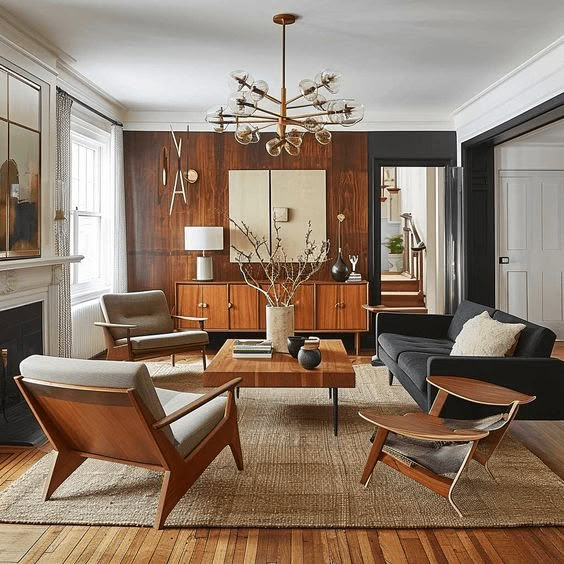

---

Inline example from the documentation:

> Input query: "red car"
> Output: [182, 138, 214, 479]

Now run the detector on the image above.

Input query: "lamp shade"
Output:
[184, 226, 224, 251]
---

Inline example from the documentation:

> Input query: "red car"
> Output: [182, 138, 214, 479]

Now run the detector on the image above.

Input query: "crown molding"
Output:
[453, 35, 564, 144]
[124, 109, 454, 132]
[57, 60, 127, 123]
[0, 7, 75, 72]
[453, 36, 564, 115]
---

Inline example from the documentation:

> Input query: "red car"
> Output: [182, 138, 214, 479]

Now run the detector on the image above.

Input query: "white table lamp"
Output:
[184, 226, 224, 281]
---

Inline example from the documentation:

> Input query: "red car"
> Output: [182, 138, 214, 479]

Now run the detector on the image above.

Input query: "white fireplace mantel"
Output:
[0, 255, 83, 272]
[0, 255, 83, 355]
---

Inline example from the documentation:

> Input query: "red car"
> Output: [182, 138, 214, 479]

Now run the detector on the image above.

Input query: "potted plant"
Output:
[230, 216, 329, 352]
[384, 234, 405, 272]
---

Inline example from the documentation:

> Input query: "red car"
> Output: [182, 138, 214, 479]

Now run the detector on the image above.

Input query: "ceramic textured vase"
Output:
[287, 336, 306, 358]
[298, 346, 322, 369]
[266, 305, 294, 353]
[331, 249, 350, 282]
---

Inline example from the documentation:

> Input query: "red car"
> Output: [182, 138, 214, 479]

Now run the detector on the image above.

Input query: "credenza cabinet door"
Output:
[176, 284, 201, 329]
[201, 285, 229, 329]
[229, 284, 259, 329]
[316, 284, 340, 330]
[315, 283, 368, 330]
[340, 284, 367, 330]
[293, 284, 314, 330]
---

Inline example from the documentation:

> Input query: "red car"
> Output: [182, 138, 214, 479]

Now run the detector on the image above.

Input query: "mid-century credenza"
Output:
[175, 280, 369, 354]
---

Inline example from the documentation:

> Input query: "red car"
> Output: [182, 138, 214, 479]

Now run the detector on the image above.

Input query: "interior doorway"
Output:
[495, 119, 564, 338]
[379, 166, 446, 314]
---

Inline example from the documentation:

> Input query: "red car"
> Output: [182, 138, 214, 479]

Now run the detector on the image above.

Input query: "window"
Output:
[70, 117, 111, 303]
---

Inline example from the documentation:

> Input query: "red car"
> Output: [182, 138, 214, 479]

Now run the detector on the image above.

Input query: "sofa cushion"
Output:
[156, 387, 226, 458]
[451, 311, 525, 356]
[397, 352, 433, 393]
[379, 333, 453, 362]
[492, 311, 556, 358]
[447, 301, 496, 341]
[116, 329, 209, 351]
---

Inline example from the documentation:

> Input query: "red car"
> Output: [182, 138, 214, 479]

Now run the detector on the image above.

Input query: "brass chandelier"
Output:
[205, 13, 364, 156]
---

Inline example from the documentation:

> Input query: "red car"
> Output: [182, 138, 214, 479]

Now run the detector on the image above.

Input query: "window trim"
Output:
[70, 115, 112, 306]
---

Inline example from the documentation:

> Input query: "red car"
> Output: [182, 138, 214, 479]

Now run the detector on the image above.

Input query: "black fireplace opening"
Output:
[0, 301, 44, 446]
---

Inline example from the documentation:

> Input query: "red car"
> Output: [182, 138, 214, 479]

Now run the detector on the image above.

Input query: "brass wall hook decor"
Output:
[161, 146, 168, 186]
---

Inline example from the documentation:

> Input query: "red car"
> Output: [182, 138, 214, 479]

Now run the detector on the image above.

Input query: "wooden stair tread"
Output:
[381, 291, 421, 296]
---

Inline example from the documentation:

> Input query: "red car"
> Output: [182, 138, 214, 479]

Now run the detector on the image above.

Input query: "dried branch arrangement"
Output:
[230, 216, 330, 307]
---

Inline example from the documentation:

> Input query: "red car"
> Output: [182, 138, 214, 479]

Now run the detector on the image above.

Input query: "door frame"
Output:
[369, 158, 454, 306]
[461, 92, 564, 307]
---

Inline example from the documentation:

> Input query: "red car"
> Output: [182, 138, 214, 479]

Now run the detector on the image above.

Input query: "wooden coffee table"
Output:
[203, 339, 355, 435]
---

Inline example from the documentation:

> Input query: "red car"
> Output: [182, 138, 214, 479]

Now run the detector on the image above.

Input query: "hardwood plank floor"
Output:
[0, 351, 562, 563]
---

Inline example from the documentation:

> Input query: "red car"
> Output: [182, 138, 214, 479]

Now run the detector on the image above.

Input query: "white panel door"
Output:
[498, 171, 564, 337]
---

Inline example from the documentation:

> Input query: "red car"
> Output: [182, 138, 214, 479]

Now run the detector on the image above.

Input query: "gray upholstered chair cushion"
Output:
[100, 290, 174, 340]
[19, 355, 174, 443]
[447, 300, 496, 341]
[156, 388, 226, 457]
[116, 329, 209, 351]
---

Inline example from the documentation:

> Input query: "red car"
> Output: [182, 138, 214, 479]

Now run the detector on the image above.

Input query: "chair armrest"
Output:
[153, 377, 242, 429]
[426, 375, 535, 406]
[171, 315, 207, 330]
[376, 312, 453, 341]
[426, 356, 564, 420]
[94, 321, 137, 329]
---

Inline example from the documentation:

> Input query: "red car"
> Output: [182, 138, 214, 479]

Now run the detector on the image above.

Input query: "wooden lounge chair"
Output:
[96, 290, 208, 368]
[359, 375, 535, 516]
[16, 355, 243, 528]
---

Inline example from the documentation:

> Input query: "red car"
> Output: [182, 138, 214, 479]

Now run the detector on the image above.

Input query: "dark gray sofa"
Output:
[375, 300, 564, 420]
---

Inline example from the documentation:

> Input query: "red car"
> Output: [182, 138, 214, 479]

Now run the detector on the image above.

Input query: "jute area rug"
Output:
[0, 362, 562, 528]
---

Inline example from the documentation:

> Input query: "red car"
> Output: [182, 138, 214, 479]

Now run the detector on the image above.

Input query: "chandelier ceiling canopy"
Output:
[205, 13, 364, 156]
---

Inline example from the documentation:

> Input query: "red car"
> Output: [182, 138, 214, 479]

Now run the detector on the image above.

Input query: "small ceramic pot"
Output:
[287, 336, 306, 359]
[298, 347, 322, 369]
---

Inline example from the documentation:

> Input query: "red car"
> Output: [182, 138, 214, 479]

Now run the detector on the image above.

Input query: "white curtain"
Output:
[111, 124, 128, 293]
[54, 91, 73, 357]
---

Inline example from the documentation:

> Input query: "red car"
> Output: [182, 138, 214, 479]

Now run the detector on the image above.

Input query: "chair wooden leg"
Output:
[44, 451, 85, 501]
[229, 423, 244, 471]
[360, 427, 389, 486]
[154, 470, 193, 530]
[202, 348, 207, 370]
[388, 371, 393, 386]
[171, 354, 176, 367]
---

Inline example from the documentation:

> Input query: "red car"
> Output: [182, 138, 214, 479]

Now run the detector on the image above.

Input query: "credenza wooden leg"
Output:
[354, 332, 360, 356]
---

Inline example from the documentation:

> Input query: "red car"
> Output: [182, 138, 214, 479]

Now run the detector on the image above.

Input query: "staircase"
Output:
[380, 273, 427, 312]
[380, 213, 427, 313]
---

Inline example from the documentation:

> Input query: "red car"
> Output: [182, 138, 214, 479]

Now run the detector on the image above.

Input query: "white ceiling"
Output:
[1, 0, 564, 118]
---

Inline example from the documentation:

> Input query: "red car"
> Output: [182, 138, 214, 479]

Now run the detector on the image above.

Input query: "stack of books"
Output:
[347, 272, 362, 283]
[232, 339, 273, 359]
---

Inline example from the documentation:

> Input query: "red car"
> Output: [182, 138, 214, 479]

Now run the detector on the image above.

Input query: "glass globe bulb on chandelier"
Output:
[205, 13, 364, 156]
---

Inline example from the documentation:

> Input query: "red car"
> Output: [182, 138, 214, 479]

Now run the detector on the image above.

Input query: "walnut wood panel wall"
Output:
[124, 131, 368, 306]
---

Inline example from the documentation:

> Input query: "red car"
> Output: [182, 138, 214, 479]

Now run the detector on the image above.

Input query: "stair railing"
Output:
[400, 212, 426, 301]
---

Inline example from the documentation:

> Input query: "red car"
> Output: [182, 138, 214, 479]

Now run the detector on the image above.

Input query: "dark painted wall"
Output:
[462, 143, 495, 307]
[367, 131, 457, 304]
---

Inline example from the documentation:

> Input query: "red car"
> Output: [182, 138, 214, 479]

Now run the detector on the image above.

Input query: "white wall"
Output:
[398, 167, 427, 242]
[496, 119, 564, 170]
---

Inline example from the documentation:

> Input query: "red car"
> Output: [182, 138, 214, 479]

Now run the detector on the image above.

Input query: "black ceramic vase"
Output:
[287, 336, 306, 359]
[298, 346, 322, 369]
[331, 249, 350, 282]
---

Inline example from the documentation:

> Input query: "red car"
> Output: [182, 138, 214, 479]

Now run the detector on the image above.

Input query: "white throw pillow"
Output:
[450, 311, 526, 356]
